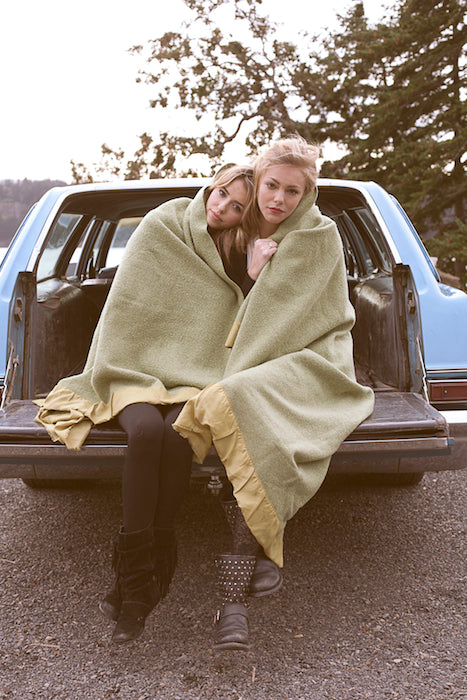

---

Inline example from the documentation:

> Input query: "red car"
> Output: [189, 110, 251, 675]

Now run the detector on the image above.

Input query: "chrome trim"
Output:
[426, 369, 467, 377]
[337, 436, 450, 454]
[0, 435, 450, 459]
[0, 345, 19, 410]
[417, 336, 429, 402]
[0, 444, 126, 457]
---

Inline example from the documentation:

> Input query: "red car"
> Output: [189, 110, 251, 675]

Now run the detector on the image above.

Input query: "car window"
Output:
[67, 220, 113, 280]
[36, 213, 84, 281]
[87, 221, 113, 278]
[332, 218, 359, 280]
[65, 229, 89, 278]
[335, 213, 378, 277]
[348, 208, 392, 271]
[37, 214, 143, 283]
[104, 217, 142, 269]
[0, 204, 38, 273]
[66, 216, 143, 280]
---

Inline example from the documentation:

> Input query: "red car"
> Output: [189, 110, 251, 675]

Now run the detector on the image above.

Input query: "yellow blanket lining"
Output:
[36, 380, 284, 565]
[173, 383, 284, 567]
[224, 319, 241, 348]
[35, 384, 200, 450]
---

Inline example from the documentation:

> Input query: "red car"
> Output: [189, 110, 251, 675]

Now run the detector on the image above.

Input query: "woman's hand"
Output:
[247, 238, 278, 281]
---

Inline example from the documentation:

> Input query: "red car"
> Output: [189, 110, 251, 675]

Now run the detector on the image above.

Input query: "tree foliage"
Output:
[73, 0, 466, 281]
[316, 0, 466, 280]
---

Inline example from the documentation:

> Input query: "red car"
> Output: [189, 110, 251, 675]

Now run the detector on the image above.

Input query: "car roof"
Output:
[43, 176, 382, 198]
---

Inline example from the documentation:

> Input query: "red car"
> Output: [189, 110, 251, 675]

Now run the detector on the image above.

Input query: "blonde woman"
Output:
[174, 137, 375, 651]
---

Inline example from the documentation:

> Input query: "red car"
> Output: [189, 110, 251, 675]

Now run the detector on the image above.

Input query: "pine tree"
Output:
[319, 0, 466, 279]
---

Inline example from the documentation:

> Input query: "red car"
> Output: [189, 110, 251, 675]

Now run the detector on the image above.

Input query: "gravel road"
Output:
[0, 469, 465, 700]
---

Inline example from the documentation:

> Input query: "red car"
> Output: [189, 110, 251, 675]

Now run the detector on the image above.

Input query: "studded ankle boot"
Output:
[220, 499, 283, 598]
[213, 554, 256, 651]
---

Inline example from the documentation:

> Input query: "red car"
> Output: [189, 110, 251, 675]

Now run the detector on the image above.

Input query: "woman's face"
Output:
[206, 178, 248, 231]
[257, 165, 306, 234]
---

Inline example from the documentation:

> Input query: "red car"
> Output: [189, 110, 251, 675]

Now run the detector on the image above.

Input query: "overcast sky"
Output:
[1, 0, 389, 182]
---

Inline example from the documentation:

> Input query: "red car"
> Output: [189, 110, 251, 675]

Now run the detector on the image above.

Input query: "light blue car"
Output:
[0, 178, 465, 486]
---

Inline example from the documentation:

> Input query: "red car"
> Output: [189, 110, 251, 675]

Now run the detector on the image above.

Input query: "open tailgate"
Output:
[0, 392, 450, 480]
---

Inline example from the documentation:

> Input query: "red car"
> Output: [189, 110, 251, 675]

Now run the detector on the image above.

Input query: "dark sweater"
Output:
[219, 245, 255, 296]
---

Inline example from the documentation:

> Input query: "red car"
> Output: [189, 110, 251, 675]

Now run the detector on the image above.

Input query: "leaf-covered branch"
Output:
[72, 0, 466, 283]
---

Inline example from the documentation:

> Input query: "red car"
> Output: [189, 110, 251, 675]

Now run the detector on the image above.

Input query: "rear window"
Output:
[36, 213, 83, 281]
[105, 217, 142, 268]
[348, 208, 392, 272]
[334, 208, 392, 277]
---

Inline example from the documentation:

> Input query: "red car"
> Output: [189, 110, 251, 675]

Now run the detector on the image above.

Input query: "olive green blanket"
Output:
[36, 187, 374, 567]
[35, 189, 244, 446]
[172, 190, 374, 566]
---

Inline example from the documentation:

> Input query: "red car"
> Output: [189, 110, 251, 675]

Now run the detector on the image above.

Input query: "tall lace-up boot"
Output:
[213, 554, 256, 651]
[219, 499, 283, 598]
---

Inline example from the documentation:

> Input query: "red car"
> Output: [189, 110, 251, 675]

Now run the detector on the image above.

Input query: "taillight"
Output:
[428, 380, 467, 406]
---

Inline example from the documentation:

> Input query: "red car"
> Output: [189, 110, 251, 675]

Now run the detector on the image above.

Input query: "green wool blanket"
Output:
[36, 187, 374, 566]
[172, 190, 374, 566]
[35, 189, 245, 446]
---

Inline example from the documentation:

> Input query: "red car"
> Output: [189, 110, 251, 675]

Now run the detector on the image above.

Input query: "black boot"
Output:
[111, 526, 161, 643]
[99, 533, 121, 622]
[153, 526, 178, 598]
[220, 499, 283, 598]
[99, 526, 177, 624]
[213, 554, 256, 651]
[249, 549, 283, 598]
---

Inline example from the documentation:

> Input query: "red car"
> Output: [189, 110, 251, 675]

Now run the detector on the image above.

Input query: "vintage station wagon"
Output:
[0, 178, 466, 488]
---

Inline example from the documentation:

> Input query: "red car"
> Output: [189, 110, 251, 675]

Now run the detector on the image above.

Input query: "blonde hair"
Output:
[244, 136, 320, 234]
[204, 164, 254, 257]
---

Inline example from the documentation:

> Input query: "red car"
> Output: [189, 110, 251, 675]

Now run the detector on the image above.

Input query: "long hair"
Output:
[244, 136, 320, 235]
[204, 164, 254, 258]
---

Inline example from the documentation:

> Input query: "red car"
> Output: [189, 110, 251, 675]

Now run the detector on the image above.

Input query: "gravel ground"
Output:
[0, 469, 465, 700]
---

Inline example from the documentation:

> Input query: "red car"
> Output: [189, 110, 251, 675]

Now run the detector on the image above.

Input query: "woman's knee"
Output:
[118, 403, 164, 447]
[163, 405, 192, 455]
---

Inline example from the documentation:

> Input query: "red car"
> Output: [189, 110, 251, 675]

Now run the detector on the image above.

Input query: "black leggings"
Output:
[221, 483, 260, 556]
[118, 403, 192, 533]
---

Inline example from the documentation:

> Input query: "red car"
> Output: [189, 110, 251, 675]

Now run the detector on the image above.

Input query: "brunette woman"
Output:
[36, 165, 257, 643]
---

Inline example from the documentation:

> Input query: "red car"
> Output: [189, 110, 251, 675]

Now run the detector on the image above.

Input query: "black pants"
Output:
[221, 483, 260, 556]
[118, 403, 192, 533]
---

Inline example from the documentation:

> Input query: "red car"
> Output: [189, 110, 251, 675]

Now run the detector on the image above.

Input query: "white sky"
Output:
[1, 0, 389, 182]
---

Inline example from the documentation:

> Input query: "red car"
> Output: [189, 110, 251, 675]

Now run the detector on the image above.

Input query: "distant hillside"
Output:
[0, 179, 68, 246]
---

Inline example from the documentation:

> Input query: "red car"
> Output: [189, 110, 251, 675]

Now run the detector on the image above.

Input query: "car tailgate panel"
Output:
[0, 392, 450, 479]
